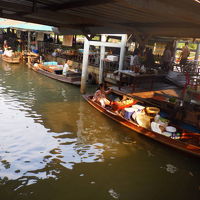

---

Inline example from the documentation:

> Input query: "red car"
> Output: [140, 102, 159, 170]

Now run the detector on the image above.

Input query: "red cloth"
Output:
[111, 100, 138, 111]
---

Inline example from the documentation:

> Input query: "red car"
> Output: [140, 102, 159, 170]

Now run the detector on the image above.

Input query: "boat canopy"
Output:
[0, 18, 53, 33]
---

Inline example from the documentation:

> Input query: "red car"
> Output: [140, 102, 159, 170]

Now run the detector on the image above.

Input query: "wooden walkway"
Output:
[110, 81, 182, 99]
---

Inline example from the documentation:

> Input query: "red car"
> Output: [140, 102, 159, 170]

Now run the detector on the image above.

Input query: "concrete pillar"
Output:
[99, 34, 106, 84]
[80, 38, 90, 94]
[28, 31, 31, 51]
[173, 40, 178, 62]
[118, 34, 127, 70]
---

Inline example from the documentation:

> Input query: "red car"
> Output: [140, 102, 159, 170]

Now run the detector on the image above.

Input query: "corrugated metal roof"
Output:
[0, 0, 200, 37]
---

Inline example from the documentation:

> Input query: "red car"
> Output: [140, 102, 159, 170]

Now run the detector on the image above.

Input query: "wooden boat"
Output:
[2, 54, 21, 64]
[83, 90, 200, 157]
[30, 63, 81, 86]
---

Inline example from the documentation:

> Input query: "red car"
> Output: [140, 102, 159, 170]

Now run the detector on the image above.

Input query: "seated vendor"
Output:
[63, 60, 74, 76]
[92, 84, 112, 107]
[130, 48, 141, 72]
[3, 40, 8, 51]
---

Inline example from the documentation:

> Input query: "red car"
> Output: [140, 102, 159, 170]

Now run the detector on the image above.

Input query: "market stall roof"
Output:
[0, 18, 53, 32]
[0, 0, 200, 37]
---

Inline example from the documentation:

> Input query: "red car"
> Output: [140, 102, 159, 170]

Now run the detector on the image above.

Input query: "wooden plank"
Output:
[117, 0, 200, 25]
[47, 0, 115, 11]
[0, 0, 83, 24]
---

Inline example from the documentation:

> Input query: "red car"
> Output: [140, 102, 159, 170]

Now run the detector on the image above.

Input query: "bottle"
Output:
[154, 114, 160, 123]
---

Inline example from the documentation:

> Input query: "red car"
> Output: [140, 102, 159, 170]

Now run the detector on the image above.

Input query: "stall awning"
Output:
[0, 18, 53, 32]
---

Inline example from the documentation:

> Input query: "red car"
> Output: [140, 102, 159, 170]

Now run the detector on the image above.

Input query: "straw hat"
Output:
[136, 113, 151, 129]
[146, 107, 160, 115]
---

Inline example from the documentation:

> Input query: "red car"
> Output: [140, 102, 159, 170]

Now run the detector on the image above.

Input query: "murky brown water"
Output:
[0, 60, 199, 200]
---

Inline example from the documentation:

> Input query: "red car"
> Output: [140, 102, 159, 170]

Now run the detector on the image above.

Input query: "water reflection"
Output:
[2, 62, 11, 72]
[0, 61, 200, 200]
[0, 61, 126, 187]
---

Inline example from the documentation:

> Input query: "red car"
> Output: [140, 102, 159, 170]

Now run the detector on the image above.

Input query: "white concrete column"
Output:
[28, 31, 31, 51]
[80, 37, 90, 94]
[99, 34, 106, 84]
[118, 34, 127, 70]
[173, 40, 178, 62]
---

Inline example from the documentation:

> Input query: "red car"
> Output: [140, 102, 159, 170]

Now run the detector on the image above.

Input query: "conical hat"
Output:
[136, 113, 151, 129]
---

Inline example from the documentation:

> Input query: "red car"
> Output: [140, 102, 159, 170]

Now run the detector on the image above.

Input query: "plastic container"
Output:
[166, 126, 176, 133]
[124, 107, 135, 120]
[107, 55, 118, 62]
[43, 61, 58, 66]
[151, 122, 162, 134]
[32, 49, 39, 54]
[162, 132, 172, 137]
[132, 104, 145, 112]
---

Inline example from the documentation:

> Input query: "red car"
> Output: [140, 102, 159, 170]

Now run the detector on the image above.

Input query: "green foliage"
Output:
[189, 43, 197, 50]
[177, 42, 185, 49]
[177, 42, 197, 50]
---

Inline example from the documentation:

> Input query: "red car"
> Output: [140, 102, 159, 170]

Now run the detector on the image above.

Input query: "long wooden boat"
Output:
[30, 63, 81, 86]
[2, 54, 21, 64]
[83, 91, 200, 157]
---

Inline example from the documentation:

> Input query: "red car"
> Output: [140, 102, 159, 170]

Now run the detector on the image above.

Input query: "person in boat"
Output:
[63, 60, 74, 76]
[3, 40, 8, 51]
[3, 47, 13, 57]
[92, 83, 112, 107]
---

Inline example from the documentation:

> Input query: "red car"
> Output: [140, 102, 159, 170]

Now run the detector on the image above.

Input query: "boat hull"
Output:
[31, 65, 81, 86]
[2, 55, 21, 64]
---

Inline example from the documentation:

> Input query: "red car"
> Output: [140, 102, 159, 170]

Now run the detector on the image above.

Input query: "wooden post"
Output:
[28, 31, 31, 51]
[99, 34, 106, 84]
[195, 42, 200, 64]
[119, 34, 127, 70]
[35, 32, 38, 50]
[28, 55, 30, 64]
[80, 37, 89, 94]
[172, 40, 177, 62]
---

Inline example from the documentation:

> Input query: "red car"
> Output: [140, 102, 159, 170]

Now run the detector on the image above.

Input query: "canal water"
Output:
[0, 60, 199, 200]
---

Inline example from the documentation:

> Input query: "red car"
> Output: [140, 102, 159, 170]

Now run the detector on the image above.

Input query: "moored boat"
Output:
[30, 62, 81, 86]
[2, 54, 21, 64]
[83, 90, 200, 157]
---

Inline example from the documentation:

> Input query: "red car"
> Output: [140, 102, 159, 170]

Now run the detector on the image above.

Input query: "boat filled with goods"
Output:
[83, 89, 200, 157]
[2, 50, 21, 64]
[30, 61, 81, 86]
